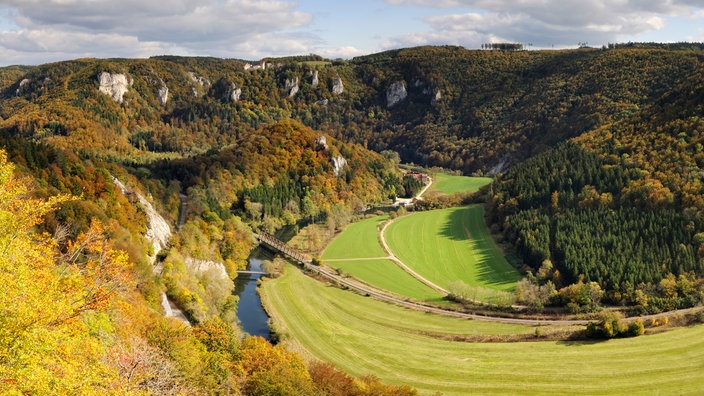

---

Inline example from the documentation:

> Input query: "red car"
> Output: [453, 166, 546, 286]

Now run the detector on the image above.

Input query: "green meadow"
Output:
[430, 173, 492, 195]
[322, 215, 443, 301]
[328, 258, 444, 302]
[386, 205, 521, 292]
[322, 215, 388, 259]
[261, 264, 704, 395]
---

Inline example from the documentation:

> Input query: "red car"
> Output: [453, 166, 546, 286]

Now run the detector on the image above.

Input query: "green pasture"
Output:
[322, 216, 388, 259]
[262, 265, 704, 395]
[429, 173, 492, 195]
[323, 215, 443, 301]
[386, 206, 521, 292]
[328, 259, 444, 302]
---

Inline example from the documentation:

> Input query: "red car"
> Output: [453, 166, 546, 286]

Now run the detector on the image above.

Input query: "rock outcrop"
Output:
[332, 155, 347, 177]
[98, 72, 132, 103]
[285, 77, 299, 97]
[111, 177, 171, 265]
[431, 90, 442, 106]
[386, 80, 407, 108]
[187, 72, 211, 98]
[211, 78, 242, 102]
[332, 76, 344, 95]
[157, 84, 169, 105]
[314, 99, 329, 106]
[188, 72, 210, 88]
[15, 78, 30, 96]
[315, 135, 329, 150]
[185, 258, 230, 282]
[311, 70, 319, 87]
[112, 176, 190, 325]
[227, 84, 242, 102]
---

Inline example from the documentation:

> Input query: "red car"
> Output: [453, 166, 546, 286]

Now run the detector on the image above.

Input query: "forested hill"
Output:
[1, 45, 704, 309]
[2, 44, 704, 391]
[2, 46, 703, 174]
[489, 57, 704, 313]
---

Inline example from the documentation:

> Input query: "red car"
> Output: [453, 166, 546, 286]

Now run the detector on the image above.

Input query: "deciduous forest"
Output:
[2, 44, 704, 392]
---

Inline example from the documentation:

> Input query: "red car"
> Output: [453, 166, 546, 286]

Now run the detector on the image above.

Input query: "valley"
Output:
[2, 44, 704, 394]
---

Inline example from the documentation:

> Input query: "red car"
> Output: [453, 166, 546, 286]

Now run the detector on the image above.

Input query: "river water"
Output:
[234, 248, 273, 341]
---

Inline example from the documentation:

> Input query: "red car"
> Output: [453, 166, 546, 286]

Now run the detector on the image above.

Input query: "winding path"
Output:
[379, 219, 449, 295]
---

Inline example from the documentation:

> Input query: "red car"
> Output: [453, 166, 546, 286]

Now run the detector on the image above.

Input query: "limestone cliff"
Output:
[332, 155, 347, 177]
[285, 77, 299, 97]
[386, 80, 407, 108]
[332, 76, 344, 95]
[97, 72, 132, 103]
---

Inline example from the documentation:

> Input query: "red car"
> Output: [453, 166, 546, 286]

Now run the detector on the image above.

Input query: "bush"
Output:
[628, 318, 645, 336]
[587, 311, 643, 339]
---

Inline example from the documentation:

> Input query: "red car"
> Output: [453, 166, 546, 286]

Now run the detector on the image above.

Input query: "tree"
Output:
[0, 149, 122, 394]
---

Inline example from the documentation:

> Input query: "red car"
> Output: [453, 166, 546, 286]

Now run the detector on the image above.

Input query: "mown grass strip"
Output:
[328, 259, 445, 302]
[386, 206, 521, 292]
[261, 264, 704, 395]
[430, 174, 492, 195]
[322, 215, 388, 259]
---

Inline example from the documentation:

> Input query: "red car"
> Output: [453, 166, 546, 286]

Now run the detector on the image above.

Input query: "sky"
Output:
[0, 0, 703, 66]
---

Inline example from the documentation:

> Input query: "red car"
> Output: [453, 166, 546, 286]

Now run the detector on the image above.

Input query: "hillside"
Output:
[2, 46, 703, 173]
[0, 46, 703, 290]
[2, 44, 704, 390]
[489, 59, 704, 312]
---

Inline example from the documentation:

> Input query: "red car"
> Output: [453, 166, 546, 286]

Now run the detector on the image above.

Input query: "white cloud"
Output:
[0, 0, 316, 64]
[316, 46, 367, 59]
[383, 0, 702, 49]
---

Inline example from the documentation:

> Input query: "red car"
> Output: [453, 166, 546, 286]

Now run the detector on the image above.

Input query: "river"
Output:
[234, 248, 273, 341]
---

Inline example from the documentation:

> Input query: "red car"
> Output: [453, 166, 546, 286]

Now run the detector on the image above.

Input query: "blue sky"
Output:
[0, 0, 702, 65]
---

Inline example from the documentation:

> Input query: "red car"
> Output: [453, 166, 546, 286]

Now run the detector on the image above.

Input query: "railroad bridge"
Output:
[256, 232, 311, 265]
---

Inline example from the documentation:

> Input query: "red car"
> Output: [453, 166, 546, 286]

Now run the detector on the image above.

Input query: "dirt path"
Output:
[379, 219, 450, 295]
[416, 174, 433, 198]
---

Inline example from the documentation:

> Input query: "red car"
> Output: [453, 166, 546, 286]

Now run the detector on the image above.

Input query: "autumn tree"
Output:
[0, 149, 125, 394]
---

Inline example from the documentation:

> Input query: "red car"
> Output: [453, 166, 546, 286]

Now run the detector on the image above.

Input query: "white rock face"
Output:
[112, 177, 189, 325]
[227, 84, 242, 102]
[332, 156, 347, 177]
[285, 77, 299, 97]
[311, 70, 319, 87]
[98, 72, 132, 103]
[315, 135, 328, 150]
[386, 80, 407, 108]
[488, 156, 510, 176]
[15, 78, 30, 96]
[431, 90, 442, 106]
[185, 257, 230, 282]
[187, 72, 211, 98]
[188, 72, 210, 87]
[111, 177, 171, 265]
[314, 98, 329, 106]
[158, 85, 169, 105]
[332, 76, 344, 95]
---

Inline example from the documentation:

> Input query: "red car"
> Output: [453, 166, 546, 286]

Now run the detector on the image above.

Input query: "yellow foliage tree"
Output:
[0, 149, 128, 394]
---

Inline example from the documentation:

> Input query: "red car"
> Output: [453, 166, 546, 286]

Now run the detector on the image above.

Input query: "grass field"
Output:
[261, 264, 704, 395]
[328, 259, 444, 302]
[430, 173, 492, 195]
[386, 206, 521, 292]
[322, 216, 443, 301]
[322, 216, 388, 259]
